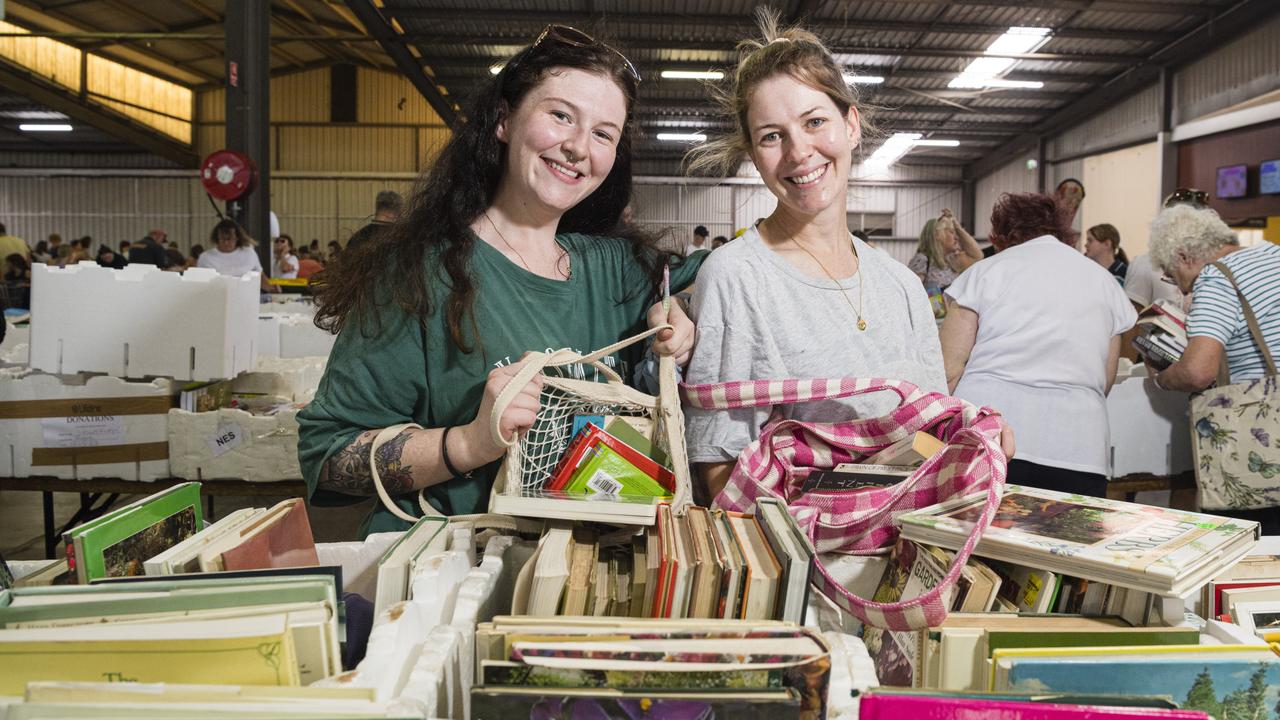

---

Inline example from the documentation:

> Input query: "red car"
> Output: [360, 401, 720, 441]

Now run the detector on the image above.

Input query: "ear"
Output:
[845, 106, 862, 149]
[495, 101, 511, 144]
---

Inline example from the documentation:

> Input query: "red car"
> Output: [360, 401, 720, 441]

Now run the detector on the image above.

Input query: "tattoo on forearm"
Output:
[319, 428, 416, 496]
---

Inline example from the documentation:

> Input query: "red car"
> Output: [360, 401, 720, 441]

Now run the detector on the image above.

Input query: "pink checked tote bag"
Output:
[681, 377, 1008, 631]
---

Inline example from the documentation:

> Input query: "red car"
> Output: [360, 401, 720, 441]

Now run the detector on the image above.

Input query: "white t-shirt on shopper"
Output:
[945, 235, 1136, 475]
[197, 246, 263, 277]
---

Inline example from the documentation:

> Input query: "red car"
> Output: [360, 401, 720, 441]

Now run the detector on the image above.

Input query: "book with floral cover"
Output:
[897, 485, 1258, 596]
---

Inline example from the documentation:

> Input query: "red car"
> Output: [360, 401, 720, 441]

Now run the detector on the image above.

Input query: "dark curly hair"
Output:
[314, 30, 669, 351]
[988, 193, 1077, 251]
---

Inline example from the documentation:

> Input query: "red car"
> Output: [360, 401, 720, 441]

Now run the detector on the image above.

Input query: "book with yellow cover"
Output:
[0, 613, 300, 694]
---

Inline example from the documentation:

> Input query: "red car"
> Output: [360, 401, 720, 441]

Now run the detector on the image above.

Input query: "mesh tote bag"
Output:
[1190, 261, 1280, 512]
[681, 377, 1008, 631]
[485, 324, 694, 522]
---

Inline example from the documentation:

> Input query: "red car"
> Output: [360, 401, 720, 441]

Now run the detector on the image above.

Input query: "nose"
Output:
[562, 126, 589, 165]
[784, 135, 812, 166]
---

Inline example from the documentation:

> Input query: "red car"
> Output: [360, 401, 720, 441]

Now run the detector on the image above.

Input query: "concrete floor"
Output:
[0, 487, 373, 561]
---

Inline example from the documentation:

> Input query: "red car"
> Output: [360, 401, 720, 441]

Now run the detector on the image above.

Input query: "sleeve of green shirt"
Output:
[296, 306, 428, 507]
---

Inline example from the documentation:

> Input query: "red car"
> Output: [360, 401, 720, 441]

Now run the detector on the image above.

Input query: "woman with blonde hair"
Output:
[910, 210, 982, 287]
[909, 208, 984, 317]
[683, 11, 968, 501]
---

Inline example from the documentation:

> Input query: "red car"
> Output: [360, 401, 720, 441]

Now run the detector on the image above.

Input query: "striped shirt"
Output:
[1186, 243, 1280, 382]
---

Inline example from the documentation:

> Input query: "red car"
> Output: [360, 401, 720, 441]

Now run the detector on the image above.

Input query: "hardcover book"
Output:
[218, 498, 319, 573]
[857, 693, 1209, 719]
[471, 686, 805, 719]
[897, 485, 1259, 596]
[991, 645, 1280, 708]
[68, 482, 204, 583]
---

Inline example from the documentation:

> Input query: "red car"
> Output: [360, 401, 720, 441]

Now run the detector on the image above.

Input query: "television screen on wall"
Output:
[1261, 160, 1280, 195]
[1217, 164, 1248, 199]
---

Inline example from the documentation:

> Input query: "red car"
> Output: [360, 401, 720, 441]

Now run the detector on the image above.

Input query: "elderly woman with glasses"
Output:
[298, 26, 705, 534]
[1148, 204, 1268, 394]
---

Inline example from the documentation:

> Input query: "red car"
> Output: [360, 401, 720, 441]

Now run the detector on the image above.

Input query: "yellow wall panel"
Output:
[1081, 142, 1160, 258]
[277, 127, 417, 173]
[417, 126, 451, 168]
[357, 66, 445, 125]
[0, 21, 81, 92]
[86, 54, 193, 143]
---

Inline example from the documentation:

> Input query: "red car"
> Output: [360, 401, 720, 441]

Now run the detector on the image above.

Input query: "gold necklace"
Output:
[792, 233, 867, 331]
[485, 213, 571, 279]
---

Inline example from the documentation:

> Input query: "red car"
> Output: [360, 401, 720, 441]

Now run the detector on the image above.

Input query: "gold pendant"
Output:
[857, 319, 867, 331]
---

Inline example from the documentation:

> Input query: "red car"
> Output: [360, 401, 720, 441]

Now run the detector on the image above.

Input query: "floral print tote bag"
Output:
[1190, 262, 1280, 511]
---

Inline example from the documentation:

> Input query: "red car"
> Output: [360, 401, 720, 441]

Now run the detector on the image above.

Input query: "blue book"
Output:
[993, 645, 1280, 716]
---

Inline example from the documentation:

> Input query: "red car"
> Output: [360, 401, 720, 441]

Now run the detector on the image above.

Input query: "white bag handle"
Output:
[488, 324, 673, 448]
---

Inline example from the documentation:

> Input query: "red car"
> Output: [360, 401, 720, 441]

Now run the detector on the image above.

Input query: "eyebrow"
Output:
[750, 106, 826, 134]
[543, 95, 624, 133]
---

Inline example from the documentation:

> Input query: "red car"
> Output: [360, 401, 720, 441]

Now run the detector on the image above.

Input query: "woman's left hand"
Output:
[647, 299, 696, 366]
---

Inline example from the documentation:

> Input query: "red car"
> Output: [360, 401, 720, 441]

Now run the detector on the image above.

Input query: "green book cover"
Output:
[984, 626, 1200, 658]
[564, 444, 670, 498]
[74, 483, 204, 582]
[605, 417, 670, 469]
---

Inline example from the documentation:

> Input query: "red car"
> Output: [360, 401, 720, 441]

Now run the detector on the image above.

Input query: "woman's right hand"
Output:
[465, 355, 544, 463]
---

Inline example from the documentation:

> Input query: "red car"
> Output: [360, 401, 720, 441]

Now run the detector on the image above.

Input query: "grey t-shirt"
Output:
[685, 227, 947, 463]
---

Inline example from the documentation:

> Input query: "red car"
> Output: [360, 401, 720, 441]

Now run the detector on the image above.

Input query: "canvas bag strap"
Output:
[489, 324, 673, 448]
[368, 422, 441, 523]
[1211, 261, 1278, 377]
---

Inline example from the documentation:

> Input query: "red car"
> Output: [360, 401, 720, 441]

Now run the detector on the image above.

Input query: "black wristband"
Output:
[440, 425, 471, 479]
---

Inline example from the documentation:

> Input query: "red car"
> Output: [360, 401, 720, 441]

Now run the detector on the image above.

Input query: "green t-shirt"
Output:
[297, 233, 706, 536]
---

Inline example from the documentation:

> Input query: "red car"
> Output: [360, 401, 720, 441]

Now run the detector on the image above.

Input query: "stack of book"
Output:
[859, 484, 1260, 693]
[511, 498, 813, 623]
[0, 572, 343, 690]
[471, 616, 831, 719]
[856, 690, 1214, 719]
[1132, 299, 1188, 370]
[11, 486, 321, 589]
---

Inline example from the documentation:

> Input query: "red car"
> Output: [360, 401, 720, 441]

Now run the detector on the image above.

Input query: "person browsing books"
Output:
[297, 26, 705, 535]
[1084, 223, 1128, 286]
[940, 192, 1135, 500]
[681, 11, 977, 502]
[1147, 204, 1277, 392]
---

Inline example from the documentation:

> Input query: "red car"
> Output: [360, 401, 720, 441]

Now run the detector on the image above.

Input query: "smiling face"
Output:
[745, 73, 859, 219]
[495, 67, 628, 222]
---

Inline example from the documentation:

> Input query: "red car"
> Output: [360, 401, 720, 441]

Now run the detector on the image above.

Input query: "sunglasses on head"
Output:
[1164, 188, 1209, 208]
[514, 24, 641, 85]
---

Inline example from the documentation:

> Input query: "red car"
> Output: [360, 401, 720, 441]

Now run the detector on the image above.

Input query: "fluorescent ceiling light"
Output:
[19, 123, 72, 132]
[489, 63, 504, 75]
[981, 78, 1044, 89]
[913, 139, 960, 147]
[657, 132, 706, 142]
[949, 26, 1050, 89]
[660, 70, 724, 80]
[865, 132, 920, 168]
[844, 74, 885, 85]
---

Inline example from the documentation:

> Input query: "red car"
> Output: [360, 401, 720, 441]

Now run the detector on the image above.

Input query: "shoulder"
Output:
[693, 233, 764, 287]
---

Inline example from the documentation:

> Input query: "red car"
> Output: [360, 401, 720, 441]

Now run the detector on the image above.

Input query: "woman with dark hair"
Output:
[940, 193, 1135, 498]
[95, 244, 126, 269]
[298, 25, 702, 534]
[197, 219, 261, 276]
[3, 253, 30, 309]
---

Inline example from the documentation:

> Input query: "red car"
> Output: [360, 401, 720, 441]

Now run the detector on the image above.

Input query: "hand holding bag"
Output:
[681, 377, 1008, 630]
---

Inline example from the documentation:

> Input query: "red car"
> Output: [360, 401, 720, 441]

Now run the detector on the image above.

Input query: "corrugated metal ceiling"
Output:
[0, 0, 1271, 167]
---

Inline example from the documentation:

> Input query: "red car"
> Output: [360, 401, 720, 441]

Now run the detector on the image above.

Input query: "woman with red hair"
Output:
[939, 193, 1135, 498]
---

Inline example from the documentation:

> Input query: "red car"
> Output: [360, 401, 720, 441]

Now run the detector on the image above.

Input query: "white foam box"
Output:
[29, 262, 259, 381]
[1106, 374, 1194, 478]
[256, 315, 283, 357]
[242, 356, 327, 403]
[0, 373, 171, 481]
[167, 405, 302, 482]
[277, 313, 337, 359]
[260, 297, 317, 315]
[0, 321, 29, 366]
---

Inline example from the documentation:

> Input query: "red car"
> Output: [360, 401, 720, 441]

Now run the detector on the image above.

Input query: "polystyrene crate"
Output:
[30, 262, 258, 382]
[0, 372, 171, 481]
[167, 405, 301, 483]
[1106, 374, 1194, 478]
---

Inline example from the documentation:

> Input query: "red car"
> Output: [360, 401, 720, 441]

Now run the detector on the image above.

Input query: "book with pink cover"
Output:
[219, 498, 319, 571]
[857, 695, 1209, 719]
